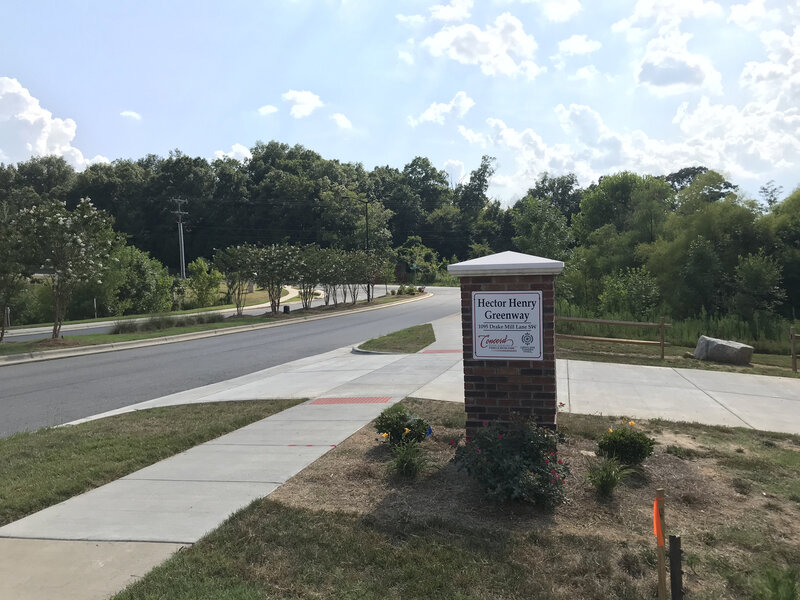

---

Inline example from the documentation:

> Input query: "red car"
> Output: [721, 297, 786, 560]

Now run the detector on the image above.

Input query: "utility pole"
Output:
[172, 198, 188, 279]
[357, 197, 372, 251]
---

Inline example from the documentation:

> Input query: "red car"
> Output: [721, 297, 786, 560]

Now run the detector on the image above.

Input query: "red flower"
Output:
[557, 460, 563, 465]
[449, 440, 455, 446]
[482, 420, 488, 426]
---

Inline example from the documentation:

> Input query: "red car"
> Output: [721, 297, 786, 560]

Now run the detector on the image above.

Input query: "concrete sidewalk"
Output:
[2, 314, 800, 599]
[0, 336, 462, 600]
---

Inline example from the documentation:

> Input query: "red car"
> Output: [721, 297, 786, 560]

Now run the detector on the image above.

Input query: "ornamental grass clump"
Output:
[374, 404, 431, 447]
[454, 420, 569, 508]
[586, 457, 634, 498]
[389, 441, 429, 479]
[597, 421, 655, 465]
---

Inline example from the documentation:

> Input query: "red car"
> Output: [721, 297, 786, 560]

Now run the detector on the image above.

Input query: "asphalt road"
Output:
[0, 287, 460, 438]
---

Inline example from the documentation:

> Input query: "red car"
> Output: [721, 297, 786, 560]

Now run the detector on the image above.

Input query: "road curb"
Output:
[0, 293, 433, 368]
[350, 347, 404, 355]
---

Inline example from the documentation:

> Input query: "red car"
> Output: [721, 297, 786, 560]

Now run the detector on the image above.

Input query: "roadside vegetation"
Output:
[0, 293, 417, 357]
[4, 154, 798, 355]
[114, 398, 800, 600]
[359, 323, 435, 353]
[0, 399, 303, 527]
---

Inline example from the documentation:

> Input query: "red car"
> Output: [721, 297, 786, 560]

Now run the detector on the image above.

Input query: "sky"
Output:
[1, 0, 798, 204]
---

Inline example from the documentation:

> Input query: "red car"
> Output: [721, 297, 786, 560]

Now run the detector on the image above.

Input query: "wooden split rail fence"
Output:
[555, 316, 672, 359]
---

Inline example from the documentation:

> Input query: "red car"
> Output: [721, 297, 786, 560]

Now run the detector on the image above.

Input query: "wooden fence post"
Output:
[659, 317, 666, 360]
[792, 327, 797, 374]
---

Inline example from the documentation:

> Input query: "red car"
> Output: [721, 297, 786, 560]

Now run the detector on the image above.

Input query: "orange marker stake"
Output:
[654, 489, 667, 600]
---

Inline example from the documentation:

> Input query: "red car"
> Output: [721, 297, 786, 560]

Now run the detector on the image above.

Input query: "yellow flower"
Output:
[629, 420, 636, 426]
[403, 427, 411, 435]
[608, 428, 613, 433]
[380, 432, 389, 438]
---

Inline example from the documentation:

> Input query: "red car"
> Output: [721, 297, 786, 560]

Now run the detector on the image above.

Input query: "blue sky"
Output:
[1, 0, 798, 203]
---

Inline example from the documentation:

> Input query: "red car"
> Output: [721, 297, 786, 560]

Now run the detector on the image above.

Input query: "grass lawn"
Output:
[359, 323, 435, 353]
[557, 336, 800, 379]
[115, 399, 800, 600]
[0, 399, 303, 527]
[0, 293, 416, 357]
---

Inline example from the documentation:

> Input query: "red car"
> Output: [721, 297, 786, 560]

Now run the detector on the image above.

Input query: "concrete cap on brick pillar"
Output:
[447, 250, 564, 277]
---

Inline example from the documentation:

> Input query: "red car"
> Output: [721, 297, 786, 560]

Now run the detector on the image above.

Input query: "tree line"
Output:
[1, 143, 798, 342]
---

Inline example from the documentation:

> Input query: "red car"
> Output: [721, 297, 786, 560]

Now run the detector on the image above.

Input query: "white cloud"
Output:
[739, 27, 800, 109]
[258, 104, 278, 116]
[462, 80, 800, 200]
[430, 0, 472, 22]
[637, 25, 723, 96]
[214, 143, 252, 162]
[120, 110, 141, 120]
[281, 90, 324, 118]
[0, 77, 106, 169]
[613, 0, 724, 38]
[422, 13, 544, 80]
[557, 34, 602, 56]
[398, 50, 414, 65]
[443, 159, 465, 187]
[513, 0, 582, 23]
[408, 91, 475, 127]
[672, 97, 800, 177]
[331, 113, 353, 129]
[396, 13, 425, 26]
[570, 65, 602, 81]
[551, 34, 602, 69]
[728, 0, 780, 30]
[396, 1, 472, 26]
[458, 125, 488, 147]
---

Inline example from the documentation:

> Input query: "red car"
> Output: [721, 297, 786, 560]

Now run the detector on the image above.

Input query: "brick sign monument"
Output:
[448, 251, 564, 433]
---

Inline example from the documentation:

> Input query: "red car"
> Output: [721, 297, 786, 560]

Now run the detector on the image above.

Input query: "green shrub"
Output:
[586, 457, 634, 497]
[454, 420, 569, 507]
[597, 424, 654, 465]
[751, 567, 799, 600]
[389, 441, 429, 479]
[374, 404, 431, 446]
[112, 319, 139, 334]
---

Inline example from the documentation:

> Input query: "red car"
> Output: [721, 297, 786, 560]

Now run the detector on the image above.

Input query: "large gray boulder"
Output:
[694, 335, 753, 365]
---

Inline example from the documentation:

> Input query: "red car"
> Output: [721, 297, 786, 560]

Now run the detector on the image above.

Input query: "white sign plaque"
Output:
[472, 291, 543, 360]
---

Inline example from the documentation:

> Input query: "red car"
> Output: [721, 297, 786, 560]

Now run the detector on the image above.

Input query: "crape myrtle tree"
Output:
[20, 198, 118, 338]
[345, 250, 366, 304]
[318, 247, 346, 306]
[255, 244, 299, 314]
[295, 244, 323, 309]
[214, 243, 258, 316]
[0, 201, 30, 341]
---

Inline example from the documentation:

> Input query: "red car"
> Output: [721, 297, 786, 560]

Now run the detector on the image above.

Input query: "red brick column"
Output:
[459, 273, 557, 434]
